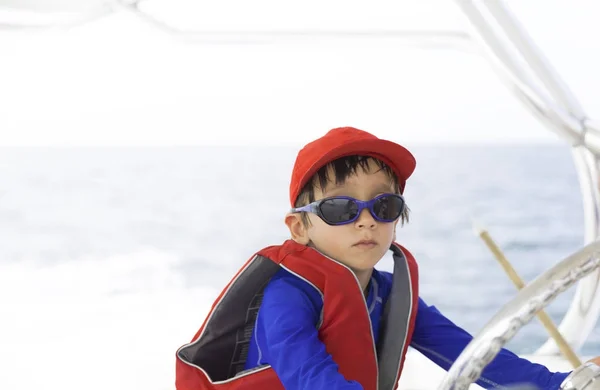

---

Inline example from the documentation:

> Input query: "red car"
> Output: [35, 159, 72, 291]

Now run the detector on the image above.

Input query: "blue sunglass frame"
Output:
[291, 193, 405, 226]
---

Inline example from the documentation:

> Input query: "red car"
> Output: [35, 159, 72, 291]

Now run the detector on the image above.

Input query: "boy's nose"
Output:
[355, 208, 376, 228]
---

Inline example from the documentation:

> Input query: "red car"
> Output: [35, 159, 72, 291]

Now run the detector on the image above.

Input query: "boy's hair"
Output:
[294, 155, 410, 227]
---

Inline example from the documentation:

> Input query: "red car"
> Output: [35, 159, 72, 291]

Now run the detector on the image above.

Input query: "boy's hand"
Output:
[586, 356, 600, 367]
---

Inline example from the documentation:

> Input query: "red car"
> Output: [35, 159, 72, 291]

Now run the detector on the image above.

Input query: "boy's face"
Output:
[287, 158, 399, 272]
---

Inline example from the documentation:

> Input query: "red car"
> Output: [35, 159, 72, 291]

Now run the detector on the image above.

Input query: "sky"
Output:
[0, 0, 599, 146]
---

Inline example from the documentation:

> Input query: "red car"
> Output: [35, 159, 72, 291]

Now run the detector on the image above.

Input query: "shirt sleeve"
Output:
[255, 274, 364, 390]
[410, 297, 571, 390]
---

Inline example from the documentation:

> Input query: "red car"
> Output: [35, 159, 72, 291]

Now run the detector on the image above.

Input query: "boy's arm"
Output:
[410, 297, 570, 390]
[255, 276, 363, 390]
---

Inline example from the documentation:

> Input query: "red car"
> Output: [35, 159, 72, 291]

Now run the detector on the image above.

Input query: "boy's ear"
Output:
[285, 213, 311, 245]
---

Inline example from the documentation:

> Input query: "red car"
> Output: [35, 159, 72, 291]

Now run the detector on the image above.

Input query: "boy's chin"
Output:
[344, 257, 383, 272]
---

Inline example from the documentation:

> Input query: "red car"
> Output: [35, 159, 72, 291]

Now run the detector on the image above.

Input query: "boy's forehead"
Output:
[317, 165, 396, 193]
[324, 180, 395, 193]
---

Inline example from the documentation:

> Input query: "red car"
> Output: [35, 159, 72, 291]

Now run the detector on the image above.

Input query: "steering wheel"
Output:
[437, 240, 600, 390]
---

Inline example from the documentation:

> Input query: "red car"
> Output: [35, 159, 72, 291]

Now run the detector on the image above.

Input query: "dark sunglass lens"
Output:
[373, 195, 404, 221]
[319, 198, 358, 224]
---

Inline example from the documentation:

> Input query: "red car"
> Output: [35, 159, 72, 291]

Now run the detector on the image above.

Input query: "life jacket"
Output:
[175, 239, 419, 390]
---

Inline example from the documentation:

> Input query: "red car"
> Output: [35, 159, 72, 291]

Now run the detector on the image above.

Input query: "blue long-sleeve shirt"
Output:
[244, 267, 570, 390]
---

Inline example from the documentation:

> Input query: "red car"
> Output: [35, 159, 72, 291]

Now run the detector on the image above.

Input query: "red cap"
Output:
[289, 126, 416, 206]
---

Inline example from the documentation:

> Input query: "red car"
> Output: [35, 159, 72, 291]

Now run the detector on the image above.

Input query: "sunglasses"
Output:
[291, 193, 405, 226]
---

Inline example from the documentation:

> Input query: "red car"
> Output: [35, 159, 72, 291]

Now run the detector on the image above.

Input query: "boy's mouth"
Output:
[353, 239, 378, 247]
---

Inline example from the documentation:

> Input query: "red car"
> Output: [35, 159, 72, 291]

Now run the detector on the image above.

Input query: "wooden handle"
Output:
[476, 225, 582, 369]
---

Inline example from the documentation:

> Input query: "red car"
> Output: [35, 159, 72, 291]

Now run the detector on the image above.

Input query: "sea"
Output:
[0, 144, 597, 390]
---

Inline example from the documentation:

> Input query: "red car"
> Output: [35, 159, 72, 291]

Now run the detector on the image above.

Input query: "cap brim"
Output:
[296, 138, 416, 196]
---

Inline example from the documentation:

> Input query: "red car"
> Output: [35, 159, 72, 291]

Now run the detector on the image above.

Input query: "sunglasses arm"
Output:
[290, 203, 318, 214]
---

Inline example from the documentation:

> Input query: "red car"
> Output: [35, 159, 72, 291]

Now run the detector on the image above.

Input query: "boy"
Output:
[175, 127, 590, 390]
